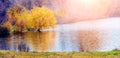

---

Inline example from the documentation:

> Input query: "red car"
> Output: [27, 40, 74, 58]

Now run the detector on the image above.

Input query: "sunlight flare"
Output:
[81, 0, 98, 5]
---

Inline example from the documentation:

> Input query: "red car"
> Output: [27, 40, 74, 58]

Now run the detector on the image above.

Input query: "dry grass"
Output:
[0, 50, 120, 58]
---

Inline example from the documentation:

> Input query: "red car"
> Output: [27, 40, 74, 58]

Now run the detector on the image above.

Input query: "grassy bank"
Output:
[0, 50, 120, 58]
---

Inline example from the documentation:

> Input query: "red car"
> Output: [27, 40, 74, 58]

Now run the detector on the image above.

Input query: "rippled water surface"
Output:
[0, 18, 120, 52]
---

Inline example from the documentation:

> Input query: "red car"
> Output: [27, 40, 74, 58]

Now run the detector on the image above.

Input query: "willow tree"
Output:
[30, 6, 57, 30]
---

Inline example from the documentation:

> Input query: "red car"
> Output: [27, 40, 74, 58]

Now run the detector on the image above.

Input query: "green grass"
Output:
[0, 50, 120, 58]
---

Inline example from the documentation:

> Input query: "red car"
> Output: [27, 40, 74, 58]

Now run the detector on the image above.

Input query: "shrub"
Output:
[4, 5, 57, 32]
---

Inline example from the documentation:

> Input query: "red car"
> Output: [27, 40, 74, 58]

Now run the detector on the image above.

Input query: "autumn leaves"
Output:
[3, 5, 57, 32]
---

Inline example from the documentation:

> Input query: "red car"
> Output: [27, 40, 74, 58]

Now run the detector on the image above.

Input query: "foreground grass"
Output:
[0, 50, 120, 58]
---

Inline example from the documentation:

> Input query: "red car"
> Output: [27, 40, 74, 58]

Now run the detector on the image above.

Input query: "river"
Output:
[0, 17, 120, 52]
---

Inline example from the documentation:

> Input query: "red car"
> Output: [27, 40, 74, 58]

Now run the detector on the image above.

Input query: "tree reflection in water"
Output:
[4, 31, 56, 52]
[0, 38, 9, 50]
[18, 41, 29, 52]
[6, 33, 30, 52]
[76, 30, 102, 52]
[25, 31, 56, 52]
[0, 29, 119, 52]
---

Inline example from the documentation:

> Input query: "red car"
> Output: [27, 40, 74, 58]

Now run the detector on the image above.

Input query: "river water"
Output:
[0, 17, 120, 52]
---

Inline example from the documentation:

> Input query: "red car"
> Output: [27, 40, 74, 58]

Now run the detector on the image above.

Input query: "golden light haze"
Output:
[53, 0, 113, 23]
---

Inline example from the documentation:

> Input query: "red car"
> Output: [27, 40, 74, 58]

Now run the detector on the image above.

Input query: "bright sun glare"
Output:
[59, 0, 112, 22]
[81, 0, 98, 5]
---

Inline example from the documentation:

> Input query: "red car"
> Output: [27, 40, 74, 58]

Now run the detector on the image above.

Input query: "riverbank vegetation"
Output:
[0, 50, 120, 58]
[1, 4, 57, 33]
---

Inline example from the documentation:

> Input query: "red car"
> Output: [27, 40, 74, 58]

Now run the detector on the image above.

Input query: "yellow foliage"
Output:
[7, 4, 27, 31]
[30, 6, 57, 30]
[3, 22, 12, 31]
[5, 5, 57, 32]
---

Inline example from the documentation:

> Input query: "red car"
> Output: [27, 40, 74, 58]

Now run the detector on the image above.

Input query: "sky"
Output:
[0, 0, 120, 24]
[49, 0, 120, 23]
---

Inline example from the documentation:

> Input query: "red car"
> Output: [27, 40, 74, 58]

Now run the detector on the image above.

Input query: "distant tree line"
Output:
[0, 0, 57, 33]
[3, 4, 56, 33]
[0, 0, 51, 24]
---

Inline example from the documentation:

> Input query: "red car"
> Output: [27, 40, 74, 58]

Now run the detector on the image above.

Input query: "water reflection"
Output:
[76, 30, 102, 52]
[18, 41, 29, 52]
[24, 32, 56, 52]
[0, 25, 120, 52]
[0, 31, 56, 52]
[7, 33, 30, 52]
[0, 38, 9, 50]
